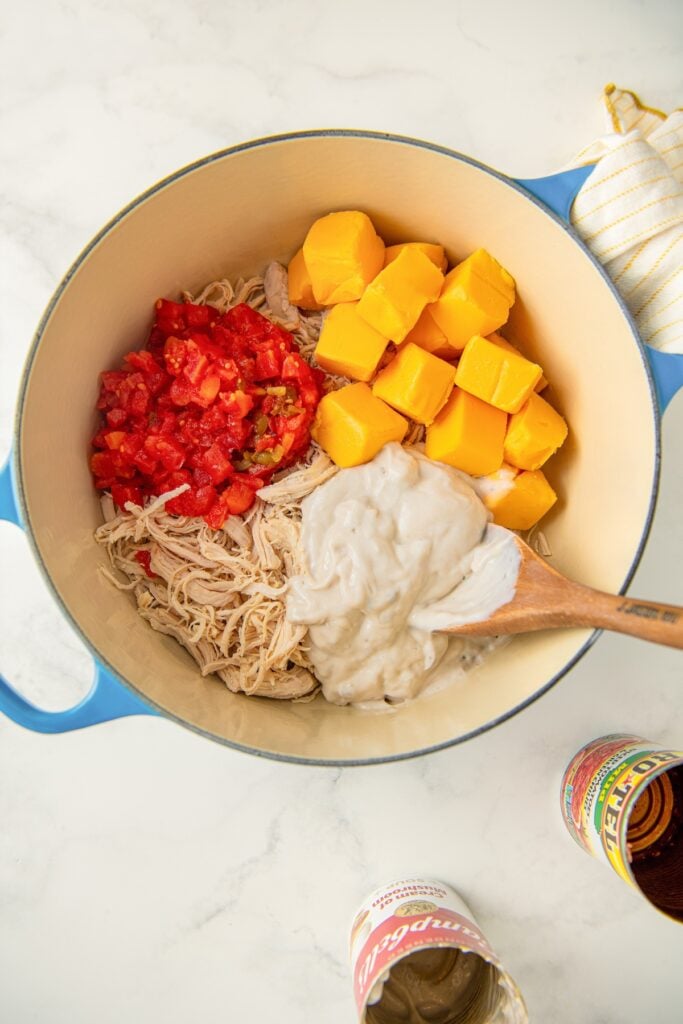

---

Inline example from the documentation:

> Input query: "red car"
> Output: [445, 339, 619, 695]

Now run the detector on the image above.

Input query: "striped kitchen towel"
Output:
[570, 85, 683, 354]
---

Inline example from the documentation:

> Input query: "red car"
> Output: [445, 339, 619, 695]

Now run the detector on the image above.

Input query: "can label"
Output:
[561, 734, 683, 884]
[349, 878, 527, 1022]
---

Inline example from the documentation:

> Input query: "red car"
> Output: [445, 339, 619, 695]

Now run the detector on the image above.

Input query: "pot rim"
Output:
[11, 128, 662, 765]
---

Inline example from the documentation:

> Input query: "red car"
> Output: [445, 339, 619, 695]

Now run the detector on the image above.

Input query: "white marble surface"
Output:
[1, 1, 682, 1020]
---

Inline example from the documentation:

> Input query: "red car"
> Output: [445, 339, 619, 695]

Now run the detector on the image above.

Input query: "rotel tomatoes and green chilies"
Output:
[90, 300, 324, 528]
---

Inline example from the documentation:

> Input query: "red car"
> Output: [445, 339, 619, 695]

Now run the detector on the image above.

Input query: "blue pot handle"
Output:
[516, 167, 683, 414]
[0, 453, 157, 733]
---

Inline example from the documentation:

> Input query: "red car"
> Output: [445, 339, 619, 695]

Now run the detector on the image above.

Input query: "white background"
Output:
[1, 1, 682, 1021]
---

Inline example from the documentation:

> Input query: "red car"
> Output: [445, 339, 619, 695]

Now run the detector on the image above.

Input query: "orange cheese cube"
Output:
[488, 332, 548, 392]
[402, 305, 452, 357]
[503, 392, 568, 470]
[311, 383, 408, 468]
[384, 242, 447, 272]
[455, 334, 542, 414]
[303, 211, 385, 305]
[314, 302, 389, 382]
[357, 247, 444, 343]
[287, 248, 325, 310]
[425, 388, 507, 476]
[431, 249, 515, 351]
[372, 342, 456, 425]
[484, 469, 557, 530]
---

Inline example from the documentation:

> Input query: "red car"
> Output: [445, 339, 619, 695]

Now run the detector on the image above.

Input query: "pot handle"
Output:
[516, 167, 683, 415]
[0, 453, 158, 732]
[515, 164, 596, 222]
[643, 347, 683, 413]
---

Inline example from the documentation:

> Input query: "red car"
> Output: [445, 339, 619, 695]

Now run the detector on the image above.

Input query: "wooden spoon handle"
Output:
[563, 588, 683, 649]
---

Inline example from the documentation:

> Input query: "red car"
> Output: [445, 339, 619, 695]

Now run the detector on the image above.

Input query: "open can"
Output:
[561, 733, 683, 923]
[350, 878, 528, 1023]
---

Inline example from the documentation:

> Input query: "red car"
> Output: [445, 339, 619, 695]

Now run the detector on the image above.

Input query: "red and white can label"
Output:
[349, 878, 526, 1022]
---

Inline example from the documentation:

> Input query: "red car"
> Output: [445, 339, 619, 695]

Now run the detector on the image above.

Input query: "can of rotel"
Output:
[350, 878, 527, 1023]
[561, 733, 683, 923]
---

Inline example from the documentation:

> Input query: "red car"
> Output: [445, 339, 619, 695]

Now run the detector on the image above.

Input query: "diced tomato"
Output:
[202, 442, 233, 486]
[203, 501, 229, 530]
[133, 449, 157, 476]
[184, 303, 212, 328]
[219, 417, 251, 451]
[254, 347, 283, 380]
[196, 373, 221, 407]
[165, 483, 217, 517]
[199, 406, 227, 433]
[134, 550, 157, 578]
[169, 377, 193, 406]
[111, 482, 143, 509]
[104, 431, 126, 450]
[144, 435, 185, 472]
[91, 452, 116, 479]
[105, 407, 128, 428]
[90, 297, 322, 519]
[164, 336, 187, 376]
[222, 478, 256, 515]
[219, 390, 254, 418]
[182, 341, 209, 386]
[155, 298, 187, 335]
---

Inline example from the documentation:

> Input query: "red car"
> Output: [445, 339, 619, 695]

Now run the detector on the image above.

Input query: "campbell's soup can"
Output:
[561, 734, 683, 923]
[350, 878, 527, 1023]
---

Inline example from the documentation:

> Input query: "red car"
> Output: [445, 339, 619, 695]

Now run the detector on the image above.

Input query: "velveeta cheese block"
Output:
[357, 247, 444, 343]
[426, 387, 507, 476]
[303, 211, 385, 304]
[287, 248, 325, 311]
[314, 302, 389, 382]
[372, 342, 456, 425]
[384, 242, 448, 272]
[455, 334, 542, 414]
[484, 468, 558, 530]
[431, 249, 515, 351]
[311, 382, 408, 467]
[503, 392, 568, 470]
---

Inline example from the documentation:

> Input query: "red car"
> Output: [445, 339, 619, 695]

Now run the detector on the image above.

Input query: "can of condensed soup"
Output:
[561, 734, 683, 923]
[350, 878, 528, 1023]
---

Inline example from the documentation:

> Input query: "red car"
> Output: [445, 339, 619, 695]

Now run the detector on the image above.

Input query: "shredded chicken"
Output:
[96, 453, 338, 700]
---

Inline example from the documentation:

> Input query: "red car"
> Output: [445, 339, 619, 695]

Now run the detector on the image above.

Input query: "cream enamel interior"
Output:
[17, 134, 657, 762]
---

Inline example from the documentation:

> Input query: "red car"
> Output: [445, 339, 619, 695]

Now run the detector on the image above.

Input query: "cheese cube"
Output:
[311, 383, 408, 468]
[426, 388, 507, 476]
[287, 248, 325, 310]
[384, 242, 447, 272]
[485, 469, 557, 530]
[455, 334, 542, 414]
[402, 306, 452, 357]
[431, 249, 516, 351]
[372, 342, 456, 425]
[504, 392, 568, 470]
[357, 247, 444, 343]
[314, 302, 389, 382]
[488, 332, 547, 392]
[303, 211, 385, 304]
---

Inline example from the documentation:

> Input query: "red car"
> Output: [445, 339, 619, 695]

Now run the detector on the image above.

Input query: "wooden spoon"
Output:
[444, 536, 683, 649]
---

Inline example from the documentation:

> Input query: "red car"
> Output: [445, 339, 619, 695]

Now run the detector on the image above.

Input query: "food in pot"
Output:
[287, 443, 520, 705]
[430, 247, 516, 352]
[90, 298, 323, 528]
[311, 382, 408, 468]
[90, 209, 568, 703]
[356, 245, 444, 343]
[426, 388, 508, 477]
[314, 302, 389, 382]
